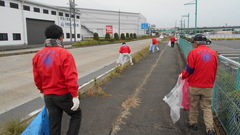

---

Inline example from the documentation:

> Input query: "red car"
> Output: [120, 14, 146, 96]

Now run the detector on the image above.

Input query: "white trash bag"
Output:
[116, 53, 123, 65]
[163, 76, 186, 124]
[116, 53, 130, 65]
[167, 41, 171, 47]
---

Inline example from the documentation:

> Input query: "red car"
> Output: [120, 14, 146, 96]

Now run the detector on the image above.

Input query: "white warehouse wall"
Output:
[79, 8, 147, 38]
[0, 0, 24, 45]
[0, 0, 81, 46]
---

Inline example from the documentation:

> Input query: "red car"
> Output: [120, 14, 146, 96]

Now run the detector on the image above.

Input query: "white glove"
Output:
[179, 73, 182, 79]
[71, 97, 80, 111]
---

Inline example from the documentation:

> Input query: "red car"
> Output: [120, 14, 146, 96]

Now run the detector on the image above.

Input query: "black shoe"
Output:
[207, 130, 215, 135]
[187, 123, 198, 130]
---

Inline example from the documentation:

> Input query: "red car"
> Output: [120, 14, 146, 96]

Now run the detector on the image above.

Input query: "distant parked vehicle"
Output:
[206, 38, 212, 45]
[191, 34, 212, 45]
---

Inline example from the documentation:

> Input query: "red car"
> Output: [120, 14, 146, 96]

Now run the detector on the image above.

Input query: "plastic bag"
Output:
[149, 44, 153, 51]
[116, 53, 123, 64]
[117, 53, 131, 65]
[163, 77, 186, 124]
[21, 106, 50, 135]
[182, 80, 189, 110]
[167, 41, 171, 47]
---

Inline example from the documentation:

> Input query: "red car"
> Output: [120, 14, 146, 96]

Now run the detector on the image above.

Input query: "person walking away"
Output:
[170, 36, 176, 47]
[151, 37, 160, 53]
[180, 34, 218, 135]
[117, 42, 133, 66]
[32, 24, 82, 135]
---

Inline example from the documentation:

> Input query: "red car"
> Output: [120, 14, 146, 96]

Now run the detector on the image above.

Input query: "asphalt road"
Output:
[209, 40, 240, 62]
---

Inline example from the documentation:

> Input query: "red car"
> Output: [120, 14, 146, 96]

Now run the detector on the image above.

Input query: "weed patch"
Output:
[0, 118, 28, 135]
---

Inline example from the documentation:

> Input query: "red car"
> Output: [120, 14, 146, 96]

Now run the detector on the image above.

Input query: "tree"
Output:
[93, 33, 99, 40]
[105, 33, 111, 41]
[114, 33, 119, 40]
[120, 33, 125, 40]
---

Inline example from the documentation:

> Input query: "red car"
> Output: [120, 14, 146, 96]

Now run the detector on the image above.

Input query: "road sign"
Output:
[141, 23, 149, 29]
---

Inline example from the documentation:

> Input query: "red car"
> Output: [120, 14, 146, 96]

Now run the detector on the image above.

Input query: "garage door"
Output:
[26, 18, 54, 45]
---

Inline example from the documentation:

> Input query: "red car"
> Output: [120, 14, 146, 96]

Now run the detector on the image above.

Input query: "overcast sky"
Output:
[31, 0, 240, 28]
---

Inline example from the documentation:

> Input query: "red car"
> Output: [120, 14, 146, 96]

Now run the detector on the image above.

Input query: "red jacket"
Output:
[170, 36, 176, 42]
[181, 45, 218, 88]
[152, 38, 158, 45]
[32, 47, 79, 97]
[119, 45, 131, 53]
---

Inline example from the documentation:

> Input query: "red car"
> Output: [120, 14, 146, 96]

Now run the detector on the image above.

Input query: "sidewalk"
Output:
[61, 40, 208, 135]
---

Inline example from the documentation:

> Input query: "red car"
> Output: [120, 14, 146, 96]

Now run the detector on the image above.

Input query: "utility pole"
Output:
[69, 0, 72, 42]
[118, 10, 120, 36]
[180, 19, 183, 35]
[73, 0, 76, 42]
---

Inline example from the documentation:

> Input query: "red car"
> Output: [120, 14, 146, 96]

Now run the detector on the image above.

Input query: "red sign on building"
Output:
[106, 25, 113, 33]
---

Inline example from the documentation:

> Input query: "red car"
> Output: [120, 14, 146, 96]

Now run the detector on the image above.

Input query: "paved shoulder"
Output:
[61, 41, 206, 134]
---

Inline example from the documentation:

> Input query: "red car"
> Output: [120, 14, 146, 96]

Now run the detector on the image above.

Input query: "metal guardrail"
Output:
[178, 38, 240, 135]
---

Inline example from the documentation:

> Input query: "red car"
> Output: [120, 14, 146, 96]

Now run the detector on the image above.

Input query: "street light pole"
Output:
[182, 13, 190, 35]
[195, 0, 198, 35]
[180, 18, 183, 35]
[188, 13, 190, 30]
[184, 0, 198, 35]
[119, 10, 120, 36]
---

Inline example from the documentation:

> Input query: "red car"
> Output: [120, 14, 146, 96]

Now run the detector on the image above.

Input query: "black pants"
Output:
[171, 42, 175, 47]
[44, 93, 82, 135]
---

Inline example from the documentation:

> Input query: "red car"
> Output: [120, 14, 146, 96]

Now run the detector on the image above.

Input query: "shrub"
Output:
[114, 33, 119, 40]
[180, 35, 193, 42]
[121, 33, 125, 40]
[93, 33, 99, 40]
[126, 33, 130, 38]
[133, 33, 137, 38]
[130, 33, 133, 38]
[105, 33, 111, 41]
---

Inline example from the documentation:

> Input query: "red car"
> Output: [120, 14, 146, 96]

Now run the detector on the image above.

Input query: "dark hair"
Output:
[45, 24, 63, 39]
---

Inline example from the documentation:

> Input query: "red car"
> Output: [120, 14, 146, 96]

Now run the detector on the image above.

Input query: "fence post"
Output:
[236, 56, 240, 91]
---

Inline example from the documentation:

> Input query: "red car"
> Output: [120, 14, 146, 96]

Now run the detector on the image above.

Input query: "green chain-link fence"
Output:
[178, 38, 240, 135]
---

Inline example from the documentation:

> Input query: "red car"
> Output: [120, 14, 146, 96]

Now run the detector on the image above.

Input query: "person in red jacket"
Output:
[117, 42, 133, 65]
[180, 34, 218, 135]
[32, 24, 81, 135]
[170, 36, 176, 47]
[151, 37, 160, 53]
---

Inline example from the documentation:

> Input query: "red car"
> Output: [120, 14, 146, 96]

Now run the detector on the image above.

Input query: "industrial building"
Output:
[0, 0, 147, 46]
[0, 0, 82, 46]
[79, 8, 147, 38]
